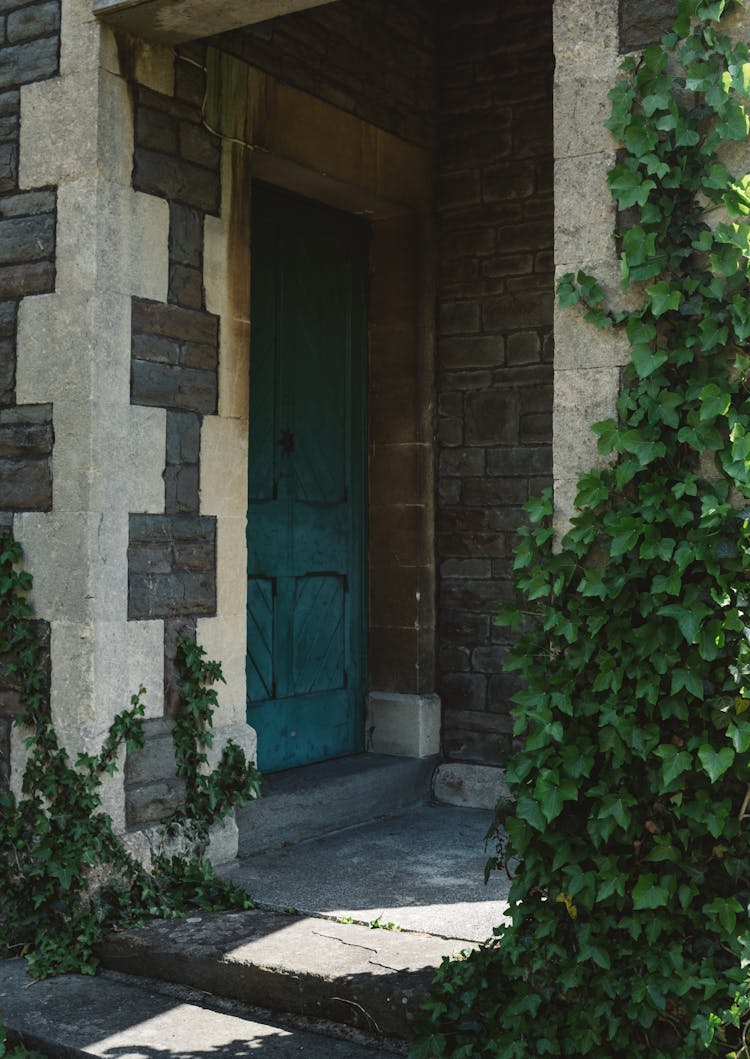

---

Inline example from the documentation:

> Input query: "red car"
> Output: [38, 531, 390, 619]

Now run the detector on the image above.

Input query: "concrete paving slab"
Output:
[98, 907, 468, 1039]
[0, 959, 400, 1058]
[224, 803, 510, 943]
[237, 754, 436, 857]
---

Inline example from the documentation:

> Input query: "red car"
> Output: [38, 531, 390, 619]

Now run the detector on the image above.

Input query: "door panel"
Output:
[246, 182, 368, 772]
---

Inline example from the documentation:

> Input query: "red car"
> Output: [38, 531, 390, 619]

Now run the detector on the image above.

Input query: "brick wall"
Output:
[435, 0, 554, 765]
[213, 0, 436, 150]
[0, 0, 59, 790]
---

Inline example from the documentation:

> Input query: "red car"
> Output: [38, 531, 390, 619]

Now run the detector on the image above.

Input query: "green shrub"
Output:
[0, 529, 261, 978]
[412, 1, 750, 1055]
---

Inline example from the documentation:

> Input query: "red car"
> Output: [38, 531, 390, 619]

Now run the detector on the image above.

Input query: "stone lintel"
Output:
[93, 0, 337, 45]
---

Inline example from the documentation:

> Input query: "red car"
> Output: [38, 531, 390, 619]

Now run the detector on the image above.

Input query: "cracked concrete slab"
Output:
[98, 907, 469, 1038]
[223, 803, 510, 942]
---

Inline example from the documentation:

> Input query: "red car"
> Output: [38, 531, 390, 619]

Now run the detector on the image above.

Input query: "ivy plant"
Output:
[0, 529, 261, 979]
[412, 1, 750, 1056]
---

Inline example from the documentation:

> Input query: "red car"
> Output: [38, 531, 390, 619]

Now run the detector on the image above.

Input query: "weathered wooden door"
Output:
[246, 182, 368, 772]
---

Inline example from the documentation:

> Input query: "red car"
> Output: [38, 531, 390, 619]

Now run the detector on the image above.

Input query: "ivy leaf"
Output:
[697, 744, 735, 782]
[632, 874, 670, 910]
[655, 745, 693, 786]
[516, 796, 545, 832]
[646, 281, 683, 317]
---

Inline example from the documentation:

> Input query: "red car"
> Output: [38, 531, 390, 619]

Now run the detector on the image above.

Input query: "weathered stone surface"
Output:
[6, 1, 60, 45]
[0, 454, 50, 509]
[134, 147, 219, 214]
[168, 200, 203, 266]
[132, 296, 218, 345]
[433, 761, 512, 811]
[0, 33, 58, 89]
[0, 211, 54, 264]
[124, 717, 186, 829]
[0, 401, 52, 457]
[131, 359, 217, 414]
[128, 513, 216, 619]
[0, 259, 54, 298]
[620, 0, 676, 52]
[435, 0, 553, 766]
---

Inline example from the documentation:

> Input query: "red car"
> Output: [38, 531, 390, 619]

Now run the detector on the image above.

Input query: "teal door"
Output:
[246, 183, 369, 772]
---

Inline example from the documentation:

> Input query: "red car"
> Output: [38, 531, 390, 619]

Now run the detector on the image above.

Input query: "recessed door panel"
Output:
[246, 182, 368, 772]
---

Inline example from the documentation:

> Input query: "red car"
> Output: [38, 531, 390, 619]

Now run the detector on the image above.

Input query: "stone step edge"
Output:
[96, 907, 469, 1040]
[0, 961, 406, 1059]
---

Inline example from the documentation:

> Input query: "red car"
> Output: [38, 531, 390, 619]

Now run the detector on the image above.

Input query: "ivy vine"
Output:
[0, 529, 260, 979]
[413, 1, 750, 1056]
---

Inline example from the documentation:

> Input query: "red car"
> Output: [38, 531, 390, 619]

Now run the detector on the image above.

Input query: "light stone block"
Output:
[14, 513, 94, 622]
[365, 692, 440, 759]
[433, 762, 512, 813]
[554, 259, 637, 371]
[197, 612, 246, 728]
[207, 816, 239, 866]
[133, 38, 175, 95]
[554, 64, 618, 159]
[203, 722, 258, 773]
[553, 0, 620, 60]
[204, 143, 251, 422]
[553, 366, 620, 481]
[555, 154, 617, 268]
[554, 477, 582, 540]
[200, 417, 249, 517]
[56, 180, 168, 300]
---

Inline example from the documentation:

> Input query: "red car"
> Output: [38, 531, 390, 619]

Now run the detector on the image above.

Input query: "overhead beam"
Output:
[93, 0, 337, 45]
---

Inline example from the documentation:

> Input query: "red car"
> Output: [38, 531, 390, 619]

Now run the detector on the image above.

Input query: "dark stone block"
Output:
[0, 211, 55, 265]
[131, 359, 217, 415]
[169, 202, 203, 267]
[133, 147, 219, 214]
[0, 402, 52, 457]
[132, 297, 218, 346]
[163, 615, 195, 717]
[131, 331, 180, 366]
[0, 454, 51, 509]
[0, 111, 18, 143]
[135, 105, 178, 155]
[125, 777, 186, 829]
[0, 187, 55, 218]
[169, 262, 203, 310]
[178, 120, 220, 169]
[128, 513, 216, 619]
[0, 259, 54, 298]
[125, 717, 180, 786]
[164, 463, 199, 514]
[465, 390, 519, 446]
[6, 1, 60, 45]
[0, 142, 18, 192]
[174, 57, 205, 109]
[620, 0, 676, 52]
[0, 35, 59, 90]
[165, 409, 200, 464]
[0, 90, 19, 116]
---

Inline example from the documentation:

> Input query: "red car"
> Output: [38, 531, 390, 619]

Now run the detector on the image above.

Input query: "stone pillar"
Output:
[552, 0, 628, 532]
[11, 0, 169, 830]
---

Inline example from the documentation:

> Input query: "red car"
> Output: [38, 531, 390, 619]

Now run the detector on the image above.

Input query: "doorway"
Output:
[246, 182, 369, 772]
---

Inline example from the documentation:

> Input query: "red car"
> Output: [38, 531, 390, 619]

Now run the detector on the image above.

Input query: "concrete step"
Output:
[237, 753, 436, 856]
[0, 958, 404, 1058]
[96, 906, 468, 1040]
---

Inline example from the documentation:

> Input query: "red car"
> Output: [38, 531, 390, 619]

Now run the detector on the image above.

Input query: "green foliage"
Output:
[412, 3, 750, 1057]
[0, 529, 259, 979]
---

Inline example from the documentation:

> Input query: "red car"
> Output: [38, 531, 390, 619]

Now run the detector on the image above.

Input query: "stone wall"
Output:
[0, 0, 60, 791]
[435, 0, 554, 765]
[122, 42, 223, 827]
[214, 0, 436, 150]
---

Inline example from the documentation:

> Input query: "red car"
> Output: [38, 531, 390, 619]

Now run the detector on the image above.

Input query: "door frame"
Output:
[197, 52, 439, 768]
